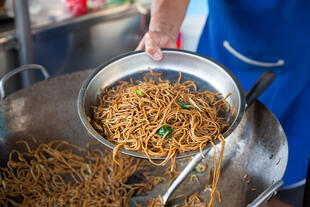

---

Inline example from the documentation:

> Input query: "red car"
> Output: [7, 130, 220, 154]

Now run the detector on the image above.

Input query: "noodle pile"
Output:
[0, 140, 212, 207]
[0, 72, 231, 207]
[0, 140, 151, 207]
[89, 70, 230, 207]
[89, 71, 230, 167]
[145, 192, 207, 207]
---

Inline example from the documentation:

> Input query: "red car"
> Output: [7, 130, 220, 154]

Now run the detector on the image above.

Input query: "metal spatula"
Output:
[130, 147, 212, 206]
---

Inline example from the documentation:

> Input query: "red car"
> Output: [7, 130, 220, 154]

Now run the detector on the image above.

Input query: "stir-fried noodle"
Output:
[0, 140, 151, 207]
[89, 70, 230, 207]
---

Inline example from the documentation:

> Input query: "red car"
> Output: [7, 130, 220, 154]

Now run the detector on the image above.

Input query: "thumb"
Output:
[144, 33, 163, 61]
[146, 47, 162, 61]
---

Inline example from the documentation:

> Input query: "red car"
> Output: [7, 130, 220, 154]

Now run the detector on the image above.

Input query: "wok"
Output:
[0, 64, 288, 207]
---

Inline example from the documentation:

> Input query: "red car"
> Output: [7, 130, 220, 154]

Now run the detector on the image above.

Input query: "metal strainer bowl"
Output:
[77, 49, 273, 159]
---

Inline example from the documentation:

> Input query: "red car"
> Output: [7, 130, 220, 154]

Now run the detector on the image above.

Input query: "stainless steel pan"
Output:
[77, 49, 276, 160]
[0, 64, 288, 207]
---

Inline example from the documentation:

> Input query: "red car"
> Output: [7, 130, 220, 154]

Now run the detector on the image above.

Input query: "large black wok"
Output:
[0, 64, 288, 206]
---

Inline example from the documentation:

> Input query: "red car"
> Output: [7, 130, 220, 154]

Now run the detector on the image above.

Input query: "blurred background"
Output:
[0, 0, 208, 95]
[0, 0, 146, 94]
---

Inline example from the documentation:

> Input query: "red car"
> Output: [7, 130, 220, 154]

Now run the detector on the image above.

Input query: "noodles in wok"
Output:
[0, 140, 209, 207]
[0, 140, 153, 206]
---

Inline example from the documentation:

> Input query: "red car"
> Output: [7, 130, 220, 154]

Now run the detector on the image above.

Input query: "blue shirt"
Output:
[197, 0, 310, 187]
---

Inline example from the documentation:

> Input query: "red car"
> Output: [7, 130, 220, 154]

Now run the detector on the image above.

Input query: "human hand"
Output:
[136, 31, 177, 61]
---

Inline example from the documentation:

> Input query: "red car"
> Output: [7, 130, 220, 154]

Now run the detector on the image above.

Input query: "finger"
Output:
[136, 36, 146, 50]
[146, 46, 162, 61]
[165, 40, 177, 49]
[156, 32, 177, 49]
[144, 33, 163, 61]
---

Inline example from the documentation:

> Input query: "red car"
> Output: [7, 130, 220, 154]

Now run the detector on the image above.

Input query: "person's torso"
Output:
[197, 0, 310, 187]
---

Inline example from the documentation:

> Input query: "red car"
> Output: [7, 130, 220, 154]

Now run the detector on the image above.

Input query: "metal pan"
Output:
[0, 65, 288, 206]
[77, 49, 275, 160]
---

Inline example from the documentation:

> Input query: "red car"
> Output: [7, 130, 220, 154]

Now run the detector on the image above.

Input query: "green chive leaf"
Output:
[135, 89, 144, 97]
[178, 101, 191, 109]
[157, 126, 172, 138]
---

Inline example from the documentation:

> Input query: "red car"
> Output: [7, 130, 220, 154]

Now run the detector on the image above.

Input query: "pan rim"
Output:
[77, 49, 246, 159]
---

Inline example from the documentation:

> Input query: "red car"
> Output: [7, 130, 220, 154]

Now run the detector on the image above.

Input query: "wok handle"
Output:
[162, 147, 212, 204]
[246, 70, 276, 107]
[248, 180, 284, 207]
[0, 64, 50, 100]
[302, 156, 310, 207]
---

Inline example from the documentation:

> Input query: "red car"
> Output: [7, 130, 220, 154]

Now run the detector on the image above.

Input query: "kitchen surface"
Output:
[0, 0, 151, 94]
[0, 0, 309, 207]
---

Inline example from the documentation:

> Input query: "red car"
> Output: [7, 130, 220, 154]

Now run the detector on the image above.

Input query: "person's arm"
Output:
[136, 0, 190, 61]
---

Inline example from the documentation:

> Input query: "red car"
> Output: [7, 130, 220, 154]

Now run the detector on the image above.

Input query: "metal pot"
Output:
[77, 49, 275, 159]
[0, 64, 288, 207]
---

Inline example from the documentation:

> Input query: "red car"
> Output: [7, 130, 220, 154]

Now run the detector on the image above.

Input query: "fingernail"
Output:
[153, 51, 161, 60]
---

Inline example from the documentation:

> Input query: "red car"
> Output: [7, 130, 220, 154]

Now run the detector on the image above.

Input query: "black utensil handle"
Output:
[249, 180, 284, 207]
[246, 70, 276, 106]
[303, 156, 310, 207]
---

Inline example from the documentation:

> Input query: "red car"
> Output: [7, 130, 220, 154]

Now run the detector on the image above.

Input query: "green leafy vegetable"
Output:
[157, 125, 172, 138]
[178, 101, 191, 109]
[135, 89, 144, 97]
[35, 164, 44, 169]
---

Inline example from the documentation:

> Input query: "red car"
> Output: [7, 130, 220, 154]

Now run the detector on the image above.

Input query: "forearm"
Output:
[150, 0, 190, 41]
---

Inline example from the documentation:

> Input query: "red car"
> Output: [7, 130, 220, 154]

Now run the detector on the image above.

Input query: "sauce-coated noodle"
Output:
[0, 141, 151, 207]
[89, 71, 230, 207]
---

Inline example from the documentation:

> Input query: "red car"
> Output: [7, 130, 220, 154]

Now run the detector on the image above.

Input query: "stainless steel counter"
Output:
[0, 2, 149, 94]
